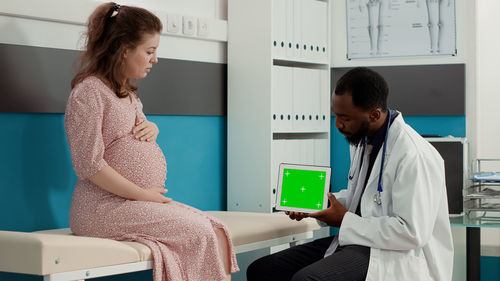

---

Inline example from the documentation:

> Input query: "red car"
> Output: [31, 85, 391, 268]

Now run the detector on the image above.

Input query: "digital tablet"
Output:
[275, 163, 331, 214]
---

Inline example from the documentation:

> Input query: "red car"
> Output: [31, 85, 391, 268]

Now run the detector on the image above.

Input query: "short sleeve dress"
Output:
[65, 76, 239, 281]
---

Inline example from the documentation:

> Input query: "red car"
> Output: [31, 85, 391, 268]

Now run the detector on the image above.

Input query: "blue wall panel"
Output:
[148, 115, 227, 211]
[0, 113, 74, 232]
[0, 113, 227, 233]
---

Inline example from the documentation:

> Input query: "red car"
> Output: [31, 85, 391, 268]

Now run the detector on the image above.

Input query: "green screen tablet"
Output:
[275, 163, 331, 213]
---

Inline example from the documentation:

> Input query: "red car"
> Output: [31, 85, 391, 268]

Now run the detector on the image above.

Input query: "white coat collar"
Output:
[362, 112, 405, 189]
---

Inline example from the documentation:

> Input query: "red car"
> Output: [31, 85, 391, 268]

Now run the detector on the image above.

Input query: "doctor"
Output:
[247, 67, 454, 281]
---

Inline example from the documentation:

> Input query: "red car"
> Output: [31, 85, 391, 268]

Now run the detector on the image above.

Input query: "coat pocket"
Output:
[367, 248, 432, 281]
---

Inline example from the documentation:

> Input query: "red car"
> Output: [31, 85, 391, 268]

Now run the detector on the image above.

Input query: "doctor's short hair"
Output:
[334, 67, 388, 112]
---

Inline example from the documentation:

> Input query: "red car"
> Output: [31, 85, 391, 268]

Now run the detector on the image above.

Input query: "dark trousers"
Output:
[246, 236, 370, 281]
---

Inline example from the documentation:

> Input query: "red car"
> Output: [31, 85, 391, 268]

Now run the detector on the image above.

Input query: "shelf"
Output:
[469, 182, 500, 187]
[465, 205, 500, 212]
[450, 215, 500, 228]
[273, 59, 330, 69]
[273, 132, 329, 141]
[463, 159, 500, 218]
[465, 188, 500, 199]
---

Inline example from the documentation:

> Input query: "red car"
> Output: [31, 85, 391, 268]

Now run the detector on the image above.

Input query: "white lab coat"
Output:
[334, 113, 454, 281]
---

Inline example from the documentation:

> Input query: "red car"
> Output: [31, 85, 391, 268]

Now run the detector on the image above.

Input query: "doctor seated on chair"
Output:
[247, 67, 454, 281]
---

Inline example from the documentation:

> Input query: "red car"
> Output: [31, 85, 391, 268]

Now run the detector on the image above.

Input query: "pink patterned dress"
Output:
[65, 76, 239, 281]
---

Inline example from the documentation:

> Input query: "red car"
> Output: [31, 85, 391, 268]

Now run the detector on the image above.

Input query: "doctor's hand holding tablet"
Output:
[276, 163, 347, 227]
[286, 193, 348, 227]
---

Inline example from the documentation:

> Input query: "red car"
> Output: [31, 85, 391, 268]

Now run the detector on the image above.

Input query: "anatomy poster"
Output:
[346, 0, 456, 59]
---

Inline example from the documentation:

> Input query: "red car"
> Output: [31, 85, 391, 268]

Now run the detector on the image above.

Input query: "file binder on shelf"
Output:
[293, 0, 303, 59]
[272, 66, 294, 132]
[271, 0, 329, 64]
[320, 69, 330, 129]
[272, 66, 328, 133]
[272, 0, 286, 58]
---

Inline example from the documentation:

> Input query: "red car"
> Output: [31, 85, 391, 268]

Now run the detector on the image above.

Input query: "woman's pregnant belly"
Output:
[104, 134, 167, 188]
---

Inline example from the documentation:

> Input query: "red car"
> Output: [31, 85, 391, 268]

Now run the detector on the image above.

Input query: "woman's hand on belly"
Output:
[88, 165, 170, 203]
[133, 118, 159, 142]
[136, 187, 172, 203]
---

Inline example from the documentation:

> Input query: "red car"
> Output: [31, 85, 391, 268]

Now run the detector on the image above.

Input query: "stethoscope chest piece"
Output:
[373, 192, 382, 205]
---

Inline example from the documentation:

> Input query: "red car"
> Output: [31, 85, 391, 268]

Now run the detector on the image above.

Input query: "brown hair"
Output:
[71, 2, 162, 98]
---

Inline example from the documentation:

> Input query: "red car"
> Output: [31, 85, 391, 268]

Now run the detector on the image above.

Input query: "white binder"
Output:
[301, 0, 314, 61]
[293, 0, 303, 59]
[319, 68, 330, 131]
[309, 68, 321, 131]
[303, 68, 315, 131]
[285, 0, 295, 58]
[287, 139, 302, 165]
[317, 0, 328, 62]
[292, 67, 304, 131]
[315, 138, 330, 166]
[272, 66, 294, 132]
[310, 0, 323, 62]
[271, 66, 280, 131]
[295, 68, 324, 132]
[272, 0, 286, 59]
[275, 66, 329, 133]
[301, 139, 315, 165]
[281, 66, 293, 132]
[272, 66, 283, 131]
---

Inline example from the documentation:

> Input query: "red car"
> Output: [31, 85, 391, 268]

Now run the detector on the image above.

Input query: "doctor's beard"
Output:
[341, 119, 371, 146]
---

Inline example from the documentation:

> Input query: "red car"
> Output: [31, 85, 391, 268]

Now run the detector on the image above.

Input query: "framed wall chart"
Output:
[346, 0, 456, 59]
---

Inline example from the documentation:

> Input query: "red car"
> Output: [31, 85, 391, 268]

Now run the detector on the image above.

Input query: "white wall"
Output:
[475, 0, 500, 256]
[476, 1, 500, 161]
[0, 0, 228, 63]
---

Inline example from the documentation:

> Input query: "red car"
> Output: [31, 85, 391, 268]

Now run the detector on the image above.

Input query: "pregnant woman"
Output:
[64, 3, 238, 281]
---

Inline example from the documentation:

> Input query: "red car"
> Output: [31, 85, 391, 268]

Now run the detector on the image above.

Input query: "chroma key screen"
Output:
[280, 168, 327, 210]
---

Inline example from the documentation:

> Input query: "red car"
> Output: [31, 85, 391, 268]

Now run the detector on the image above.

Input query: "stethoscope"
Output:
[348, 109, 391, 206]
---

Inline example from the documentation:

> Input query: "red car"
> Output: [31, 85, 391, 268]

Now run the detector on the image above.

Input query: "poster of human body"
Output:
[347, 0, 456, 59]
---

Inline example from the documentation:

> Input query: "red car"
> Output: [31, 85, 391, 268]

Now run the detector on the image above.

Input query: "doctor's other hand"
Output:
[136, 188, 172, 203]
[285, 211, 309, 221]
[133, 118, 159, 142]
[308, 193, 347, 227]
